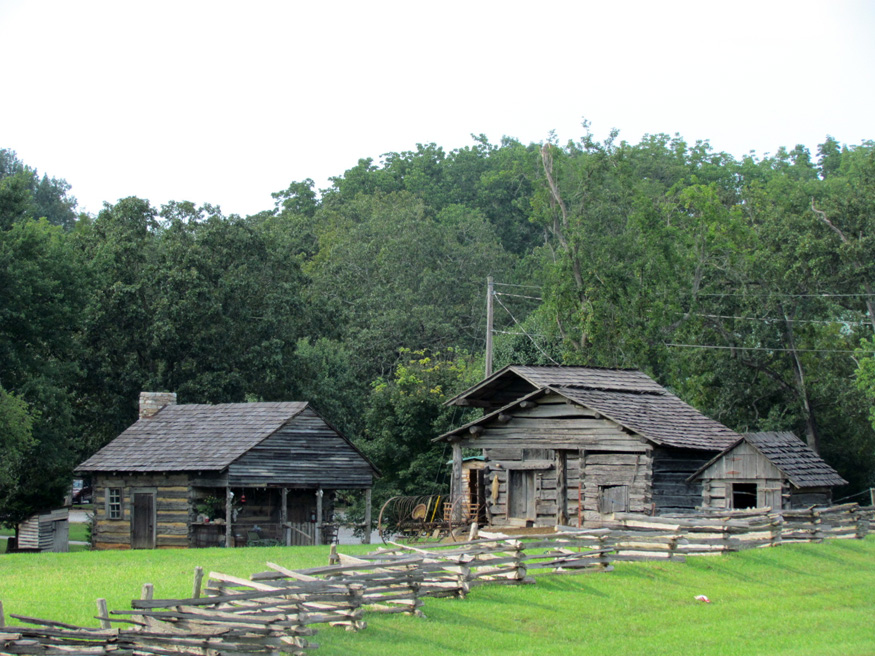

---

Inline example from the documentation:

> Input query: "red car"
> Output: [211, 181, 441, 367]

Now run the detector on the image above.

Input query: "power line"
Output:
[683, 312, 869, 325]
[493, 293, 560, 365]
[494, 330, 550, 337]
[492, 282, 543, 290]
[696, 292, 873, 298]
[495, 292, 543, 301]
[665, 342, 872, 354]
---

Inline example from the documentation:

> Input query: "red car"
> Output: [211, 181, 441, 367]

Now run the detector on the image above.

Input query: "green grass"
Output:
[1, 539, 873, 656]
[68, 522, 89, 543]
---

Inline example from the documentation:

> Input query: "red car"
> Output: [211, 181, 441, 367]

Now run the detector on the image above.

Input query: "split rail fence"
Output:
[1, 503, 871, 656]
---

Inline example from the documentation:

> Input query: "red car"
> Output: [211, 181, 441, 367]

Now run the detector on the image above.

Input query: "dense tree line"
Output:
[1, 131, 874, 529]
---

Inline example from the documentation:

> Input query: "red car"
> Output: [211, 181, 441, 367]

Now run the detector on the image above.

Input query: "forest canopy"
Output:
[1, 129, 874, 524]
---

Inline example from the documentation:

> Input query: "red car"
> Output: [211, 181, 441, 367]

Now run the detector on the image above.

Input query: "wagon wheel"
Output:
[444, 495, 470, 542]
[377, 495, 401, 544]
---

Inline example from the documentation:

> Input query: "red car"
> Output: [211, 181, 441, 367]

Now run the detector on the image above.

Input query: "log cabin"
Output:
[76, 392, 378, 549]
[689, 431, 847, 510]
[436, 365, 742, 527]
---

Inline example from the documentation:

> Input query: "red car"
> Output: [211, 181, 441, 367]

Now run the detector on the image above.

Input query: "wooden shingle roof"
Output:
[76, 402, 308, 473]
[741, 432, 847, 488]
[444, 364, 665, 407]
[508, 365, 666, 393]
[556, 386, 740, 451]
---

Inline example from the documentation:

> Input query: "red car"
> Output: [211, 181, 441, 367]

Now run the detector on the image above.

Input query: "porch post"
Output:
[556, 450, 568, 526]
[225, 487, 233, 548]
[280, 488, 289, 546]
[315, 487, 323, 546]
[363, 488, 372, 544]
[451, 441, 463, 523]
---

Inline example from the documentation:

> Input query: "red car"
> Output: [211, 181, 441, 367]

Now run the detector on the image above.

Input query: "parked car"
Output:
[72, 484, 93, 504]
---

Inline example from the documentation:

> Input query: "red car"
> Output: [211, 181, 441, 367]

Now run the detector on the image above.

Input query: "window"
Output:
[731, 483, 757, 509]
[107, 488, 123, 519]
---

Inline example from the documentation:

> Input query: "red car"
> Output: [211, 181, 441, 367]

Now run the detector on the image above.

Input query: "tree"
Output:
[0, 386, 36, 519]
[306, 191, 514, 376]
[360, 349, 477, 507]
[75, 198, 312, 452]
[0, 149, 77, 229]
[0, 215, 85, 530]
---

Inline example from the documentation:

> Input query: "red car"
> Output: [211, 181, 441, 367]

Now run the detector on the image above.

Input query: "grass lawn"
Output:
[0, 538, 873, 656]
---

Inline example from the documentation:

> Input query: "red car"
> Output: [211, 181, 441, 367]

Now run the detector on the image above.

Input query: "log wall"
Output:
[650, 447, 713, 514]
[92, 473, 190, 550]
[458, 392, 654, 527]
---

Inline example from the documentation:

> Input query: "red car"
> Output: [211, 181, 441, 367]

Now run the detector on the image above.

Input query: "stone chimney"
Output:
[139, 391, 177, 419]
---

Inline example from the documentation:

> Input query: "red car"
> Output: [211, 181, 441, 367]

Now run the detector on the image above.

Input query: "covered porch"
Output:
[190, 485, 372, 548]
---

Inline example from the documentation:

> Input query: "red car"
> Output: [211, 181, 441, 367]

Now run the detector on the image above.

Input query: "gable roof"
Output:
[76, 402, 309, 473]
[436, 383, 740, 451]
[444, 364, 664, 407]
[691, 432, 847, 488]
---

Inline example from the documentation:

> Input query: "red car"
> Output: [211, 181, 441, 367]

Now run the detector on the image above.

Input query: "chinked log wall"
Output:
[462, 393, 654, 525]
[92, 474, 190, 550]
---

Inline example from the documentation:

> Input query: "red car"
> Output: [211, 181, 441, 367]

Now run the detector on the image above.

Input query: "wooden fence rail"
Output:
[1, 503, 871, 656]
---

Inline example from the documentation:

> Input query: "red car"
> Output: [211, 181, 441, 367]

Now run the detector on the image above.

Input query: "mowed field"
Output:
[1, 537, 873, 656]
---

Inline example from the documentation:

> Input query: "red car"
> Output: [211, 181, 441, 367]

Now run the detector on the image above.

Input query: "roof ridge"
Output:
[556, 383, 666, 395]
[513, 364, 645, 372]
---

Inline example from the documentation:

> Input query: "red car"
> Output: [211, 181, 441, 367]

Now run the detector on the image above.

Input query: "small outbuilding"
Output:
[690, 431, 847, 510]
[15, 508, 69, 553]
[76, 392, 379, 549]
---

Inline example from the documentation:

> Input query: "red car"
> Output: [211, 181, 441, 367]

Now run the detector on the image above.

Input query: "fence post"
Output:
[812, 507, 824, 542]
[96, 598, 111, 629]
[192, 566, 204, 598]
[0, 600, 5, 628]
[771, 513, 783, 547]
[512, 541, 527, 582]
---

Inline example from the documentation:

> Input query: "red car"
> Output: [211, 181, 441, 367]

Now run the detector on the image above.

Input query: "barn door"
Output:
[132, 492, 155, 549]
[507, 470, 535, 520]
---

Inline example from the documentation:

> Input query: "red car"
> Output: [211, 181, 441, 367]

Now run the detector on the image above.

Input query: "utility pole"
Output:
[485, 276, 494, 377]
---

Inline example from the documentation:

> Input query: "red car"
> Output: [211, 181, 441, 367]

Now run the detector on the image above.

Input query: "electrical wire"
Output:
[696, 292, 873, 298]
[494, 330, 550, 337]
[681, 312, 869, 325]
[665, 343, 873, 354]
[493, 293, 560, 365]
[492, 282, 543, 290]
[495, 292, 543, 301]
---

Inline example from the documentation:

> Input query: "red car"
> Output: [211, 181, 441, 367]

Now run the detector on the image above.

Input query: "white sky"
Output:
[1, 0, 873, 218]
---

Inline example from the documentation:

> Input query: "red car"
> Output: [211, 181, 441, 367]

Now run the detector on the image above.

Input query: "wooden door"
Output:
[467, 469, 487, 523]
[285, 492, 316, 546]
[598, 485, 628, 514]
[132, 492, 155, 549]
[508, 470, 535, 520]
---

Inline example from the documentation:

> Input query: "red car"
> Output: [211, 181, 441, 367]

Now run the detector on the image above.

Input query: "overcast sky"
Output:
[1, 0, 873, 218]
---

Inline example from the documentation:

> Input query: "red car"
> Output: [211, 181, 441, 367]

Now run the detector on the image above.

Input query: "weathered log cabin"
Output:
[436, 365, 741, 527]
[76, 393, 378, 549]
[689, 431, 847, 510]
